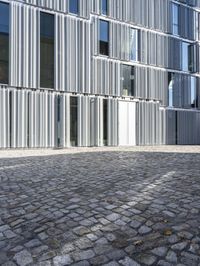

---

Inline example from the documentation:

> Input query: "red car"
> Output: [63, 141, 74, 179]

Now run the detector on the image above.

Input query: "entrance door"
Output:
[118, 101, 136, 146]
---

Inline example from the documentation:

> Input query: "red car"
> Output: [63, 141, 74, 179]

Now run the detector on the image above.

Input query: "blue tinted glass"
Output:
[100, 20, 109, 42]
[102, 0, 108, 15]
[69, 0, 79, 14]
[191, 77, 196, 107]
[40, 12, 54, 38]
[182, 42, 189, 71]
[172, 3, 179, 35]
[0, 2, 9, 33]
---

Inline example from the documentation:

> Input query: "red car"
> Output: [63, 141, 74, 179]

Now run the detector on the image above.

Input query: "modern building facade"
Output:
[0, 0, 200, 148]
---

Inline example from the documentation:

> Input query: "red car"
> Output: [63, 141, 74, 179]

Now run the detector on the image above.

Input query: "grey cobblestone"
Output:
[0, 147, 200, 265]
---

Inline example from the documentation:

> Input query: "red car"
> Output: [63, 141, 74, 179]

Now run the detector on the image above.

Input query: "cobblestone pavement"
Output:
[0, 147, 200, 266]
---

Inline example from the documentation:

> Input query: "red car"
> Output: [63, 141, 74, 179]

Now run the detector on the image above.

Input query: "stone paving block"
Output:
[89, 255, 109, 265]
[13, 250, 33, 266]
[138, 225, 152, 235]
[106, 214, 121, 222]
[151, 246, 168, 257]
[72, 249, 95, 261]
[119, 256, 141, 266]
[166, 251, 178, 263]
[2, 262, 17, 266]
[61, 243, 76, 254]
[136, 254, 157, 265]
[171, 241, 188, 251]
[103, 261, 119, 266]
[53, 255, 73, 266]
[1, 148, 200, 265]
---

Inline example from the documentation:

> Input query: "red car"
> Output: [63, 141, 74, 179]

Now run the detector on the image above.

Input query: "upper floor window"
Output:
[0, 2, 9, 84]
[130, 28, 139, 62]
[168, 73, 174, 107]
[188, 44, 196, 73]
[69, 0, 79, 15]
[101, 0, 108, 16]
[172, 3, 179, 35]
[121, 65, 135, 97]
[99, 20, 109, 56]
[40, 12, 54, 88]
[181, 42, 189, 72]
[181, 42, 196, 73]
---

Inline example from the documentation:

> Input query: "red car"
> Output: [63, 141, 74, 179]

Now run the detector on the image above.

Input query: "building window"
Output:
[40, 12, 54, 88]
[121, 65, 135, 97]
[69, 0, 79, 15]
[188, 44, 196, 73]
[130, 28, 139, 62]
[181, 42, 189, 72]
[99, 20, 109, 56]
[101, 0, 108, 15]
[172, 3, 179, 35]
[168, 73, 174, 107]
[190, 77, 197, 108]
[103, 99, 108, 146]
[0, 2, 9, 84]
[70, 97, 78, 146]
[198, 13, 200, 41]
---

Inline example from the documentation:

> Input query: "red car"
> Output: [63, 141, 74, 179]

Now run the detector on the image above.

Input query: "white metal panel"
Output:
[118, 100, 136, 146]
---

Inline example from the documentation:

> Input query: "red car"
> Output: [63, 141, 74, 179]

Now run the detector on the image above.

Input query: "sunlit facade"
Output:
[0, 0, 200, 148]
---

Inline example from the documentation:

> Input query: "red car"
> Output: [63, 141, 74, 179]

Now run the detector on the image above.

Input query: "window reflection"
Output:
[0, 2, 9, 84]
[172, 3, 179, 35]
[70, 97, 78, 146]
[99, 20, 109, 56]
[69, 0, 79, 15]
[101, 0, 108, 15]
[168, 72, 197, 109]
[40, 12, 54, 88]
[168, 73, 174, 108]
[130, 28, 139, 62]
[121, 65, 135, 97]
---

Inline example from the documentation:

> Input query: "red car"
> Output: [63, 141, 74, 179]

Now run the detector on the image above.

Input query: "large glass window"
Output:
[172, 3, 179, 35]
[168, 73, 197, 109]
[181, 42, 189, 72]
[0, 2, 9, 84]
[103, 99, 108, 146]
[130, 28, 139, 62]
[101, 0, 108, 15]
[188, 44, 196, 73]
[121, 65, 135, 97]
[69, 0, 79, 15]
[99, 20, 109, 56]
[40, 12, 54, 88]
[191, 77, 197, 108]
[181, 42, 196, 73]
[168, 73, 174, 108]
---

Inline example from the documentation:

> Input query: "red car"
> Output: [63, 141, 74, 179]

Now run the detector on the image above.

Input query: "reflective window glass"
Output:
[99, 20, 109, 56]
[40, 12, 54, 88]
[69, 0, 79, 14]
[0, 2, 9, 84]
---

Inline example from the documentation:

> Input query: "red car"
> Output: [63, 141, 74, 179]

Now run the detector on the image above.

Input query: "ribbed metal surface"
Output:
[0, 0, 200, 148]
